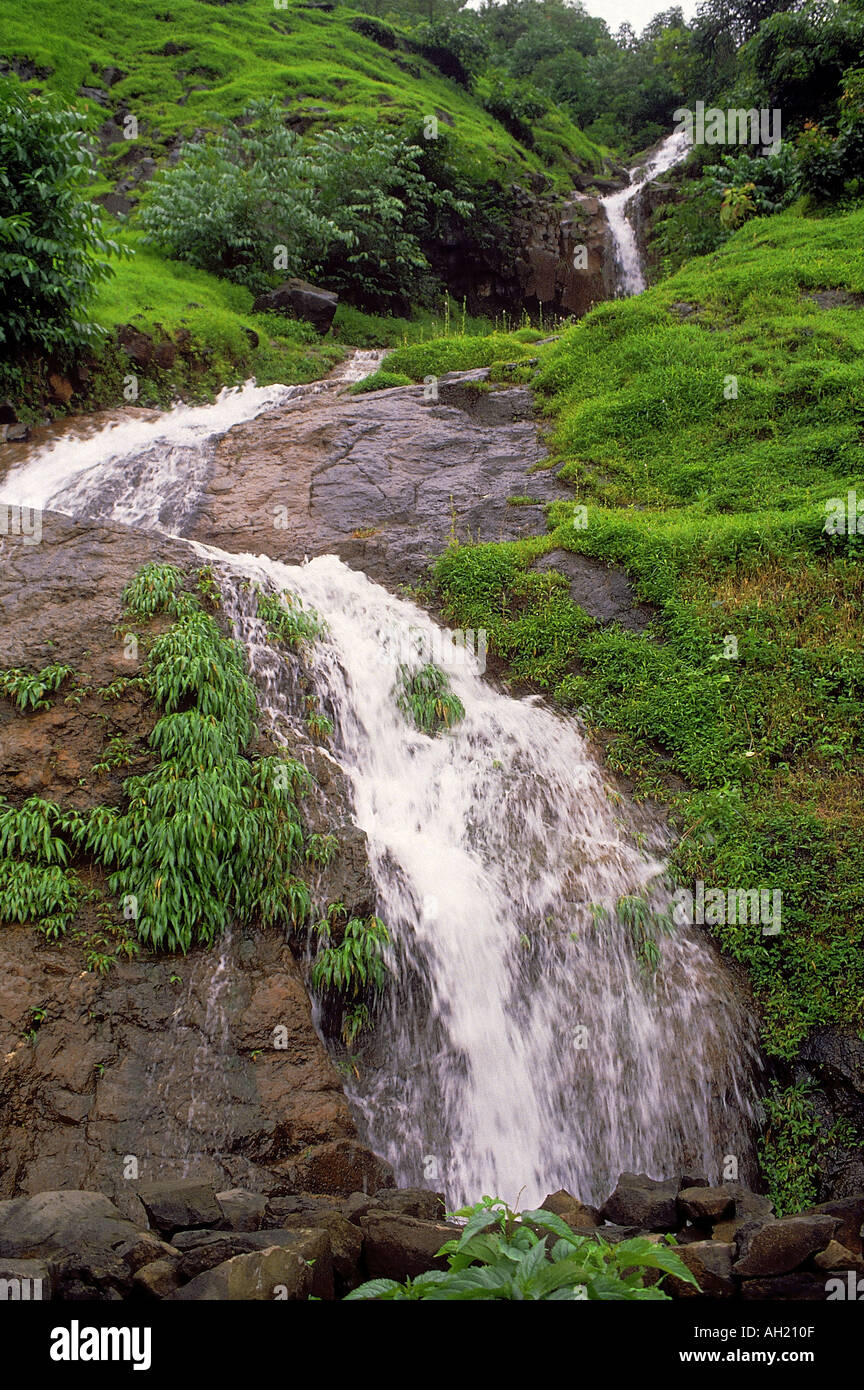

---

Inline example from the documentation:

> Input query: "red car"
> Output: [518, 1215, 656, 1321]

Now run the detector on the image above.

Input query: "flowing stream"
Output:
[1, 348, 761, 1207]
[601, 130, 691, 296]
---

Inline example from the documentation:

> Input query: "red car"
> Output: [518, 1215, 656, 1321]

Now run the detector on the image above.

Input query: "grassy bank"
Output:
[401, 207, 864, 1080]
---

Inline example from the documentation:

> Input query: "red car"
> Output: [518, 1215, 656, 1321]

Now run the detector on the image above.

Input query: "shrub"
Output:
[0, 77, 123, 355]
[394, 663, 465, 735]
[349, 370, 413, 394]
[346, 1197, 698, 1300]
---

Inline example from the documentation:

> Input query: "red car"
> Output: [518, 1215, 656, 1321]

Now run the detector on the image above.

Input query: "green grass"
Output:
[0, 0, 602, 187]
[371, 330, 540, 383]
[432, 203, 864, 1063]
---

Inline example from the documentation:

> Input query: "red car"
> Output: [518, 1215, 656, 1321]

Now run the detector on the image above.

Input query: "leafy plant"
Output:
[346, 1196, 698, 1300]
[0, 663, 73, 711]
[311, 913, 391, 1000]
[257, 588, 323, 649]
[394, 663, 465, 735]
[92, 735, 135, 776]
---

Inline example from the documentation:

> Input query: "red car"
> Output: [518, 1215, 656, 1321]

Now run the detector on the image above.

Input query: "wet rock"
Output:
[153, 341, 176, 370]
[712, 1186, 774, 1245]
[342, 1192, 385, 1225]
[170, 1242, 317, 1301]
[359, 1211, 459, 1282]
[733, 1214, 839, 1277]
[252, 279, 338, 334]
[677, 1186, 736, 1224]
[215, 1190, 266, 1232]
[117, 324, 154, 368]
[533, 551, 657, 633]
[665, 1240, 735, 1298]
[2, 423, 29, 442]
[270, 1210, 362, 1291]
[274, 1140, 395, 1197]
[601, 1173, 679, 1232]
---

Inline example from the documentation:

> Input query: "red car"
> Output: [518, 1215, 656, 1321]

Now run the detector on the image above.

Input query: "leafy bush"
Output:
[256, 588, 323, 648]
[395, 663, 465, 735]
[346, 1196, 698, 1300]
[0, 77, 123, 355]
[0, 663, 73, 711]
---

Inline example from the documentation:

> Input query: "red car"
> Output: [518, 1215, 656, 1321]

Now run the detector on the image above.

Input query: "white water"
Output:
[601, 130, 691, 297]
[2, 351, 761, 1207]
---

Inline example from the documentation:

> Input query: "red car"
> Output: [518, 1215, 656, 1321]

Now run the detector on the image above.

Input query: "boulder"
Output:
[601, 1173, 679, 1232]
[371, 1189, 446, 1221]
[342, 1192, 385, 1225]
[359, 1211, 460, 1282]
[276, 1140, 395, 1196]
[0, 1191, 147, 1299]
[252, 279, 338, 334]
[272, 1210, 362, 1291]
[539, 1189, 602, 1230]
[116, 324, 154, 368]
[0, 1257, 54, 1300]
[132, 1258, 182, 1299]
[712, 1186, 775, 1244]
[173, 1228, 333, 1298]
[664, 1241, 735, 1299]
[677, 1186, 736, 1225]
[216, 1190, 265, 1233]
[801, 1198, 864, 1255]
[135, 1180, 223, 1236]
[169, 1244, 315, 1301]
[813, 1240, 864, 1272]
[734, 1214, 840, 1277]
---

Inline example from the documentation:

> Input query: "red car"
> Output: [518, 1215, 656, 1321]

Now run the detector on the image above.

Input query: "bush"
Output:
[0, 77, 123, 356]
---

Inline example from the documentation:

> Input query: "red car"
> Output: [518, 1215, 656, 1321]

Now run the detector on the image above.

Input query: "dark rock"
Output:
[359, 1211, 459, 1282]
[169, 1242, 318, 1301]
[677, 1186, 736, 1224]
[132, 1258, 181, 1299]
[101, 66, 126, 87]
[0, 1191, 147, 1299]
[601, 1173, 679, 1232]
[801, 1198, 864, 1255]
[712, 1186, 775, 1244]
[117, 324, 154, 368]
[371, 1189, 446, 1221]
[3, 423, 30, 443]
[275, 1140, 395, 1196]
[152, 341, 177, 370]
[78, 86, 111, 107]
[216, 1189, 265, 1232]
[813, 1240, 864, 1272]
[668, 301, 698, 319]
[533, 551, 657, 633]
[734, 1215, 839, 1276]
[342, 1192, 384, 1225]
[665, 1240, 735, 1298]
[539, 1189, 602, 1230]
[252, 279, 338, 334]
[135, 1180, 223, 1236]
[98, 191, 134, 219]
[263, 1195, 335, 1224]
[271, 1210, 362, 1291]
[174, 1228, 333, 1297]
[741, 1272, 832, 1300]
[807, 290, 864, 311]
[244, 328, 260, 349]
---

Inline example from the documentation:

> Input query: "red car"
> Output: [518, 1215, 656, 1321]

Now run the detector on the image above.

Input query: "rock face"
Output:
[188, 370, 566, 588]
[252, 279, 339, 334]
[0, 513, 370, 1199]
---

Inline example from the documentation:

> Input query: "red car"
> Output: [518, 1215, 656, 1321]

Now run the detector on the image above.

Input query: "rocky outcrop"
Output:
[252, 279, 339, 334]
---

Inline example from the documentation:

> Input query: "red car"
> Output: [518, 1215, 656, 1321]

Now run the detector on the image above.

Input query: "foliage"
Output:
[256, 588, 323, 649]
[346, 1195, 698, 1300]
[0, 77, 123, 355]
[755, 1079, 863, 1215]
[0, 663, 73, 711]
[312, 913, 391, 999]
[349, 370, 414, 395]
[394, 663, 465, 735]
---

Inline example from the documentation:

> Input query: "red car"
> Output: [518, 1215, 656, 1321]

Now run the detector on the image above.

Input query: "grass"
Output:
[431, 202, 864, 1066]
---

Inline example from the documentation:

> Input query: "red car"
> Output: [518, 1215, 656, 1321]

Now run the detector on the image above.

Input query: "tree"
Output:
[0, 78, 122, 357]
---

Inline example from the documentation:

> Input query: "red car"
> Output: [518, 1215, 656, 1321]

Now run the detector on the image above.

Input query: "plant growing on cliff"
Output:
[311, 913, 391, 999]
[0, 663, 73, 711]
[394, 663, 465, 736]
[256, 588, 323, 649]
[346, 1196, 698, 1300]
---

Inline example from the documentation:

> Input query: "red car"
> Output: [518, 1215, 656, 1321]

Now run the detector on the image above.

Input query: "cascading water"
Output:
[601, 130, 691, 297]
[1, 351, 761, 1206]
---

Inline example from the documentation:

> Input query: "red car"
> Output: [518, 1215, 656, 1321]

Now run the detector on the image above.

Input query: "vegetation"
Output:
[346, 1195, 698, 1299]
[0, 664, 74, 712]
[394, 663, 465, 735]
[311, 908, 391, 1047]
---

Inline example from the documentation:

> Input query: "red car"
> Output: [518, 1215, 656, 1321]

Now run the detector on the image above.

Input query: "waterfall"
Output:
[601, 130, 691, 297]
[2, 356, 761, 1208]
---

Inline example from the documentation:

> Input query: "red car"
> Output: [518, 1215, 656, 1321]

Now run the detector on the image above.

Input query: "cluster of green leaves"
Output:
[0, 77, 124, 355]
[346, 1195, 697, 1300]
[0, 798, 82, 939]
[0, 663, 73, 711]
[311, 908, 391, 1049]
[756, 1079, 864, 1215]
[256, 588, 323, 649]
[394, 663, 465, 736]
